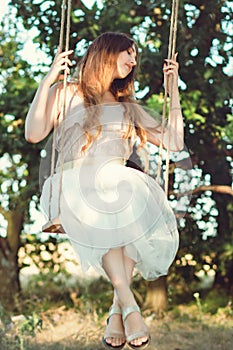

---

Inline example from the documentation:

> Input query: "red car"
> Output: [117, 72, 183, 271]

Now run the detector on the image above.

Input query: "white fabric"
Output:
[40, 103, 179, 280]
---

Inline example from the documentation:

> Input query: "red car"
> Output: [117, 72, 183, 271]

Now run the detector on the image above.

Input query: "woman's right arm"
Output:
[25, 49, 73, 143]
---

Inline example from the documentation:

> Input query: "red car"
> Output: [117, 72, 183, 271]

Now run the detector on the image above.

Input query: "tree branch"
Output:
[0, 206, 7, 217]
[172, 185, 233, 198]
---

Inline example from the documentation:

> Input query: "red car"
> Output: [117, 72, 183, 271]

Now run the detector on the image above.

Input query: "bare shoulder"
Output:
[51, 82, 83, 118]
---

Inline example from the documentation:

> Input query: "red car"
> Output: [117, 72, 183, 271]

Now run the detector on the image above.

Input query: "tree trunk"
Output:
[0, 209, 23, 310]
[208, 157, 233, 292]
[144, 276, 167, 316]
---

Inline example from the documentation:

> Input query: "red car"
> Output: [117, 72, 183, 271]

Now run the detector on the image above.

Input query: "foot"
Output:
[122, 305, 150, 349]
[103, 306, 126, 349]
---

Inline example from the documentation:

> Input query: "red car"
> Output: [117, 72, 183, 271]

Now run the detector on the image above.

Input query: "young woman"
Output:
[25, 32, 184, 349]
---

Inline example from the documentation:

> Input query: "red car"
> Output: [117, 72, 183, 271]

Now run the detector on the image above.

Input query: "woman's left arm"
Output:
[147, 53, 184, 151]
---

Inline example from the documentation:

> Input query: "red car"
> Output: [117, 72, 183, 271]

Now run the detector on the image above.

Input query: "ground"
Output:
[2, 304, 233, 350]
[1, 265, 232, 349]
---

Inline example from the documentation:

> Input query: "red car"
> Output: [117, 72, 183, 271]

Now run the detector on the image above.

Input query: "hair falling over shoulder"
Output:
[70, 32, 148, 154]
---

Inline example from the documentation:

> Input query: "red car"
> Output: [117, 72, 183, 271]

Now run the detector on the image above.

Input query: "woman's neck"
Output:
[102, 91, 117, 103]
[75, 85, 117, 104]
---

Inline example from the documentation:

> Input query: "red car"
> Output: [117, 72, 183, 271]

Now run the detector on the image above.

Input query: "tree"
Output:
[176, 0, 233, 294]
[1, 0, 232, 311]
[0, 17, 42, 308]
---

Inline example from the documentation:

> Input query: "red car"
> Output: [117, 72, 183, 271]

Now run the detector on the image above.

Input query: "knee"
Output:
[110, 277, 128, 290]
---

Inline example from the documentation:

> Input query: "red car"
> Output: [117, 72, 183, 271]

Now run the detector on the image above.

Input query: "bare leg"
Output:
[102, 248, 137, 307]
[112, 251, 135, 311]
[102, 248, 134, 347]
[102, 248, 149, 347]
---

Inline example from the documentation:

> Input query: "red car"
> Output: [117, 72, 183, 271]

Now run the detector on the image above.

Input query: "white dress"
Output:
[40, 100, 179, 281]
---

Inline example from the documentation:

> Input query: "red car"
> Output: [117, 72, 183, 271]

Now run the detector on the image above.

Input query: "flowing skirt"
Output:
[40, 157, 179, 280]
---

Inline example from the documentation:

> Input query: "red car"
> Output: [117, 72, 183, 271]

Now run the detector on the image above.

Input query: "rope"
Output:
[156, 0, 179, 196]
[57, 0, 72, 215]
[47, 0, 72, 225]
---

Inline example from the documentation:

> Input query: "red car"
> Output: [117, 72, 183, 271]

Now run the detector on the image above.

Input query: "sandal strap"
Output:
[104, 305, 125, 342]
[104, 329, 126, 338]
[122, 304, 141, 323]
[106, 305, 122, 325]
[109, 305, 122, 318]
[127, 330, 150, 343]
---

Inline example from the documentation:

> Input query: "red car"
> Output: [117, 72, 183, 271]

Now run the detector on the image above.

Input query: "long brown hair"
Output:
[72, 32, 148, 153]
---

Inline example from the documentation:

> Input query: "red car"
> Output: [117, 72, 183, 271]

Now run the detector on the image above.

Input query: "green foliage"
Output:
[225, 113, 233, 142]
[14, 314, 42, 350]
[0, 18, 43, 218]
[145, 93, 164, 115]
[0, 0, 232, 305]
[19, 236, 70, 274]
[0, 313, 42, 350]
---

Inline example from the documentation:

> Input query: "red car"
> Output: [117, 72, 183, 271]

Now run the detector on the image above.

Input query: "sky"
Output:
[0, 0, 104, 68]
[0, 0, 9, 17]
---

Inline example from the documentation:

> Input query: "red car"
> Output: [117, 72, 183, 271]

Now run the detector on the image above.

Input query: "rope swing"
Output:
[42, 0, 72, 233]
[42, 0, 179, 234]
[157, 0, 179, 196]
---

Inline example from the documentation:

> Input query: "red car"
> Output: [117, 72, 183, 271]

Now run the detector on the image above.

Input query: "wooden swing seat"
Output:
[42, 217, 66, 234]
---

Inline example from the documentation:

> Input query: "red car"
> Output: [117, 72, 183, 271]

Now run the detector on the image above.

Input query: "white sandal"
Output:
[122, 305, 150, 349]
[102, 305, 126, 349]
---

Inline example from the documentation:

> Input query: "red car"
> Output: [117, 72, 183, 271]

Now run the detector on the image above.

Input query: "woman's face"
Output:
[113, 45, 137, 80]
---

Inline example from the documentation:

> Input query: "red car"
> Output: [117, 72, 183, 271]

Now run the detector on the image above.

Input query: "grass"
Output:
[0, 272, 232, 350]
